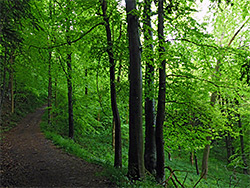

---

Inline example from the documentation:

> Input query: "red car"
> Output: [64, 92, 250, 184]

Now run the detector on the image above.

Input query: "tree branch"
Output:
[227, 17, 250, 47]
[28, 22, 104, 49]
[170, 38, 219, 49]
[166, 74, 220, 87]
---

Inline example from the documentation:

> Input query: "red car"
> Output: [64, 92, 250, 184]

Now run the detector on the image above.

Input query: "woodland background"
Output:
[1, 0, 249, 187]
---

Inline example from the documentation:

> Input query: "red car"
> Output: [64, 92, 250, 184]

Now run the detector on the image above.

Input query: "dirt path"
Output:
[0, 106, 115, 187]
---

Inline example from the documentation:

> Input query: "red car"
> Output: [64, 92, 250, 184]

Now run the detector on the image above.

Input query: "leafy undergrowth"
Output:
[41, 118, 249, 187]
[165, 151, 250, 188]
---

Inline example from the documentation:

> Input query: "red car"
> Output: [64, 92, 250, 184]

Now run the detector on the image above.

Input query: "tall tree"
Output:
[100, 0, 122, 168]
[143, 0, 156, 174]
[48, 50, 52, 124]
[66, 1, 74, 139]
[125, 0, 145, 180]
[47, 0, 53, 125]
[155, 0, 166, 183]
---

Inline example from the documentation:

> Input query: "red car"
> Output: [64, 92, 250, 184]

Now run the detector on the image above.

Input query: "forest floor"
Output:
[0, 106, 115, 187]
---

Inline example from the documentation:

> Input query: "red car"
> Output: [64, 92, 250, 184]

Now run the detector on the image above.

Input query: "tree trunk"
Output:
[194, 150, 199, 175]
[101, 0, 122, 168]
[201, 139, 210, 179]
[67, 51, 74, 139]
[10, 53, 14, 114]
[143, 0, 156, 175]
[225, 133, 234, 163]
[0, 62, 7, 124]
[238, 114, 248, 174]
[125, 0, 145, 180]
[85, 69, 88, 95]
[155, 0, 166, 183]
[65, 4, 74, 139]
[48, 51, 52, 124]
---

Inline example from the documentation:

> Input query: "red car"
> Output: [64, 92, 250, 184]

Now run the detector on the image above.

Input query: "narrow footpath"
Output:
[0, 106, 114, 187]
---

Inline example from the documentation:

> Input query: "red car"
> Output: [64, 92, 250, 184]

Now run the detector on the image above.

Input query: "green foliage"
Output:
[1, 0, 249, 186]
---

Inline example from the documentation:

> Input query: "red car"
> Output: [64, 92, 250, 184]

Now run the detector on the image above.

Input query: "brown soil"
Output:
[0, 106, 115, 187]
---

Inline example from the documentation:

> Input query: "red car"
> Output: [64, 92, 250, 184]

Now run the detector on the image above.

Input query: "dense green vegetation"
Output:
[1, 0, 249, 187]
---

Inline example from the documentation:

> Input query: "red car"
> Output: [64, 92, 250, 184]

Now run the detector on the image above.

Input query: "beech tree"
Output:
[100, 0, 122, 168]
[155, 0, 166, 183]
[125, 0, 145, 180]
[143, 0, 156, 174]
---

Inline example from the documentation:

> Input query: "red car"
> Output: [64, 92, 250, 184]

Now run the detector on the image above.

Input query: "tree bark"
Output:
[155, 0, 166, 183]
[0, 61, 7, 124]
[125, 0, 145, 180]
[201, 142, 210, 179]
[65, 2, 74, 139]
[101, 0, 122, 168]
[194, 150, 199, 175]
[10, 53, 14, 114]
[48, 51, 52, 124]
[225, 133, 234, 163]
[85, 69, 88, 95]
[143, 0, 156, 174]
[67, 51, 74, 139]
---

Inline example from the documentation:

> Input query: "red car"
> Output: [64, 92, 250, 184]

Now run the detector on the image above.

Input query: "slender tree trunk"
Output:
[0, 63, 7, 124]
[155, 0, 166, 183]
[125, 0, 145, 180]
[143, 0, 156, 174]
[67, 51, 74, 139]
[101, 0, 122, 168]
[225, 133, 234, 163]
[238, 114, 248, 174]
[201, 142, 210, 179]
[85, 69, 88, 95]
[225, 134, 231, 163]
[201, 143, 210, 178]
[65, 2, 74, 139]
[48, 51, 52, 124]
[194, 150, 199, 175]
[10, 53, 14, 114]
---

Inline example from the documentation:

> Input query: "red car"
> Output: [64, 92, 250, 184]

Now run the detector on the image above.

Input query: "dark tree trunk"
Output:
[67, 51, 74, 139]
[0, 65, 6, 123]
[10, 53, 14, 114]
[194, 150, 199, 175]
[65, 4, 74, 139]
[48, 51, 52, 124]
[238, 114, 248, 174]
[143, 0, 156, 175]
[125, 0, 145, 180]
[101, 0, 122, 168]
[85, 69, 88, 95]
[0, 52, 7, 123]
[201, 138, 210, 179]
[225, 133, 234, 163]
[155, 0, 166, 183]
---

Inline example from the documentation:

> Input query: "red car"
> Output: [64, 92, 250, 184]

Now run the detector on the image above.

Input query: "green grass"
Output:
[40, 118, 250, 188]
